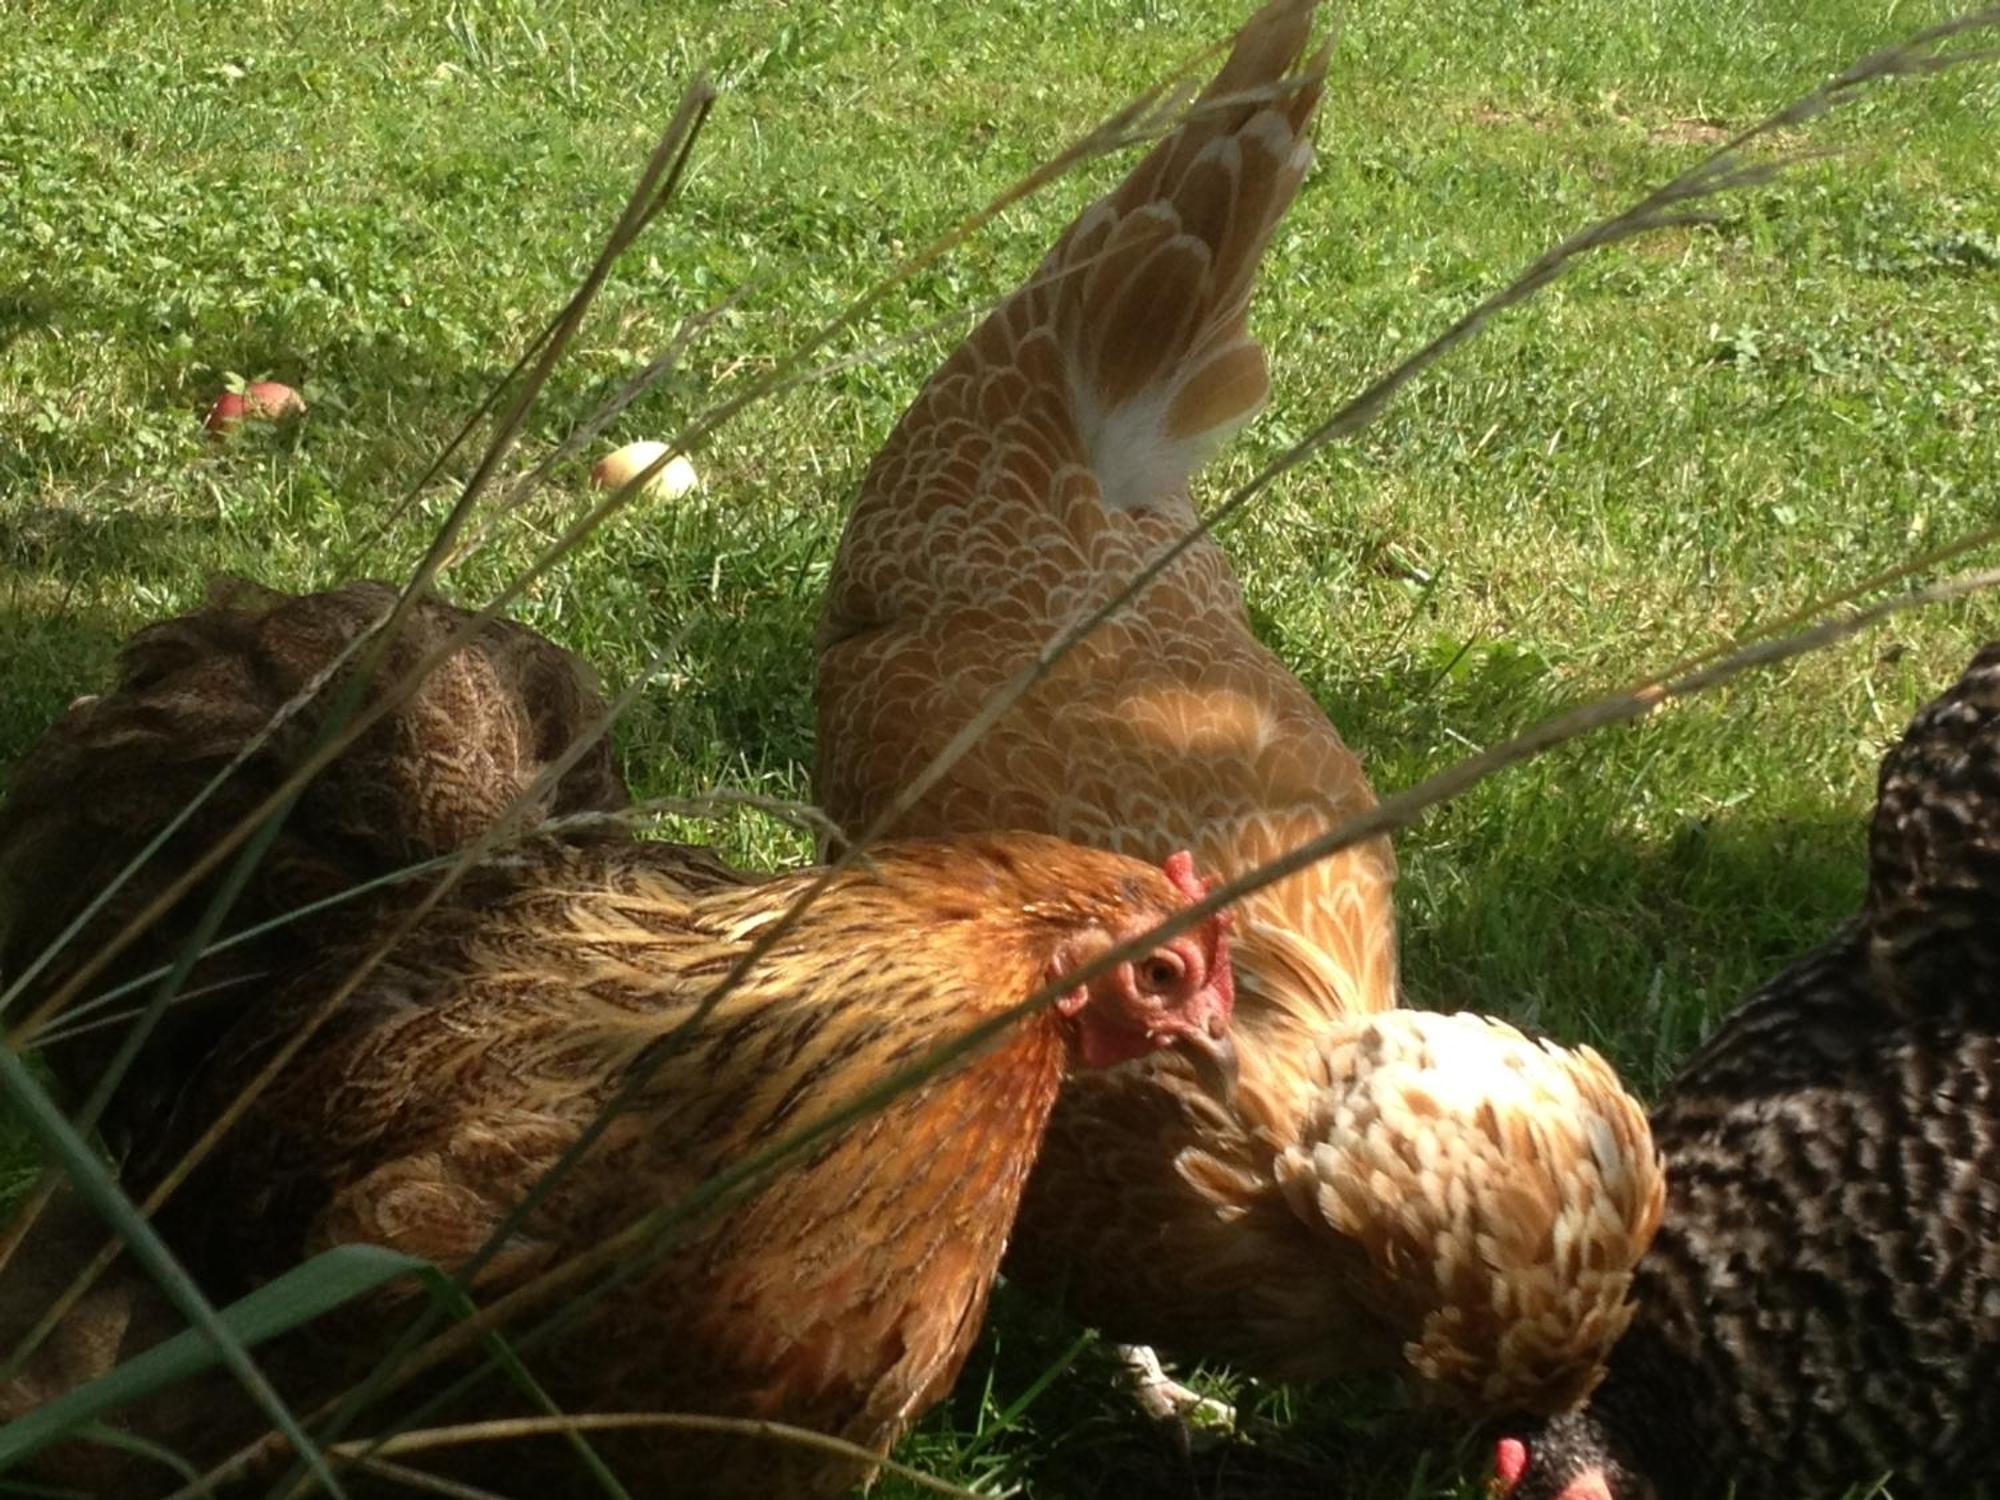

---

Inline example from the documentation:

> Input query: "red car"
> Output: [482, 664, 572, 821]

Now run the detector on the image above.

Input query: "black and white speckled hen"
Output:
[1494, 642, 2000, 1500]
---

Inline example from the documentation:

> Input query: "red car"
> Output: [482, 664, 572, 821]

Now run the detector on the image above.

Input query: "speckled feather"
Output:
[1272, 1013, 1661, 1412]
[0, 577, 628, 1160]
[1508, 644, 2000, 1500]
[814, 0, 1660, 1407]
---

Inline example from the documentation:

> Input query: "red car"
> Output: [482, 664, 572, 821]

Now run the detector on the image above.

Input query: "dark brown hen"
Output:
[1495, 643, 2000, 1500]
[0, 577, 628, 1159]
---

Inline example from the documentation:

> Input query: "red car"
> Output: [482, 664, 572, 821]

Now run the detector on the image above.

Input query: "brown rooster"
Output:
[0, 583, 1237, 1499]
[814, 0, 1663, 1413]
[1494, 642, 2000, 1500]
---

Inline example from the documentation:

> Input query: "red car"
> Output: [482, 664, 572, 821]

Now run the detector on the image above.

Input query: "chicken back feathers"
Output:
[1498, 644, 2000, 1500]
[817, 0, 1392, 1064]
[1868, 639, 2000, 991]
[815, 0, 1661, 1408]
[0, 577, 628, 1154]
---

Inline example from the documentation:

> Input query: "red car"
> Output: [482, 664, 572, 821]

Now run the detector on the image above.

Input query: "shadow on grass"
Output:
[1404, 803, 1864, 1090]
[0, 290, 72, 361]
[0, 494, 245, 762]
[1285, 639, 1868, 1086]
[912, 1282, 1476, 1500]
[0, 597, 138, 769]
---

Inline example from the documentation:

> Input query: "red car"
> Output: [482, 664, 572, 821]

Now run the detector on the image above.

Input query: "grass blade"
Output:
[330, 1415, 984, 1500]
[0, 1050, 342, 1497]
[0, 1244, 430, 1472]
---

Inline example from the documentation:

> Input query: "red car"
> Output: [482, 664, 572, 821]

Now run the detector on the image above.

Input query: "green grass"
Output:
[1, 0, 1996, 1494]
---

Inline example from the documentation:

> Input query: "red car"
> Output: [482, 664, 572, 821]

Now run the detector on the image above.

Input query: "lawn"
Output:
[1, 0, 1996, 1494]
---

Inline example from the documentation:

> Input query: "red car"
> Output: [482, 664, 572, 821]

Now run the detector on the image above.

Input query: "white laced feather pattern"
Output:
[1056, 99, 1317, 519]
[1274, 1011, 1667, 1413]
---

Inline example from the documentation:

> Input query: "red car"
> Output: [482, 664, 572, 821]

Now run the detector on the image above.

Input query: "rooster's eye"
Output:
[1139, 954, 1184, 992]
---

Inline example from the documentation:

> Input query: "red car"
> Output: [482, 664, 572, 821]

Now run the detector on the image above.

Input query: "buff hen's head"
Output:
[1273, 1010, 1664, 1413]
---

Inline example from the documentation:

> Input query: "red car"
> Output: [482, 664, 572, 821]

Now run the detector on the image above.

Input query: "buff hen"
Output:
[814, 0, 1663, 1412]
[1495, 642, 2000, 1500]
[0, 582, 1237, 1499]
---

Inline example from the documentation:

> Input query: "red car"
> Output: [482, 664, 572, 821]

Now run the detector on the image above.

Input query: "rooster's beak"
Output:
[1174, 1029, 1239, 1105]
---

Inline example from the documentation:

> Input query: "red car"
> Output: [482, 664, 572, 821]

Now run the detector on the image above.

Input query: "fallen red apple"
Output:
[204, 380, 306, 434]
